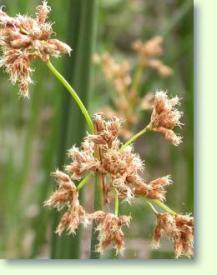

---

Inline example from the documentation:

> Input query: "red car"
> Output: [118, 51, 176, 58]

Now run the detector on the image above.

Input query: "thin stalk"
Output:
[149, 199, 176, 215]
[51, 0, 98, 259]
[47, 61, 94, 133]
[90, 173, 103, 259]
[77, 174, 92, 191]
[131, 63, 145, 93]
[145, 200, 158, 215]
[122, 126, 150, 149]
[112, 189, 120, 259]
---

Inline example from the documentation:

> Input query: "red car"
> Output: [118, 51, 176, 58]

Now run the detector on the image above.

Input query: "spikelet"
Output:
[0, 1, 71, 97]
[148, 91, 183, 146]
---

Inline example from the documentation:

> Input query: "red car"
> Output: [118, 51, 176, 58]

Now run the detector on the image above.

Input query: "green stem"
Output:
[114, 189, 119, 216]
[149, 199, 176, 215]
[122, 126, 150, 149]
[145, 200, 158, 215]
[47, 61, 94, 133]
[90, 173, 103, 259]
[131, 63, 145, 93]
[77, 174, 92, 190]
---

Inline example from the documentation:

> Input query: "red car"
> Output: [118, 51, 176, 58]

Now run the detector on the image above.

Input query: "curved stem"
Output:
[122, 126, 150, 149]
[77, 174, 92, 191]
[47, 60, 94, 133]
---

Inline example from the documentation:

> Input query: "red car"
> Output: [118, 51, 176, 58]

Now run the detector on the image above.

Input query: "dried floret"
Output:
[148, 91, 183, 145]
[44, 170, 78, 210]
[91, 211, 131, 255]
[152, 213, 194, 258]
[0, 1, 71, 97]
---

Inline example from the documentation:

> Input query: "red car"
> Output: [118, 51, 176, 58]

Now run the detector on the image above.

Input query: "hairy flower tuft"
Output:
[132, 36, 173, 77]
[0, 1, 72, 97]
[134, 175, 172, 202]
[94, 52, 131, 93]
[65, 141, 99, 180]
[152, 213, 194, 258]
[44, 170, 77, 210]
[56, 204, 88, 236]
[44, 169, 89, 236]
[148, 91, 183, 145]
[91, 211, 131, 255]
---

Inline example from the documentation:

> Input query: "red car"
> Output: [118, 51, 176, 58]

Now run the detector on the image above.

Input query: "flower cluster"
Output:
[0, 0, 194, 260]
[132, 36, 173, 77]
[93, 52, 131, 93]
[93, 52, 135, 138]
[0, 1, 71, 97]
[44, 170, 88, 235]
[93, 37, 173, 140]
[135, 175, 172, 202]
[44, 113, 182, 256]
[64, 114, 171, 203]
[148, 91, 183, 146]
[91, 211, 131, 255]
[152, 213, 194, 258]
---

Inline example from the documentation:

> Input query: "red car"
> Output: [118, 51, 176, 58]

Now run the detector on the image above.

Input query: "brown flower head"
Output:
[101, 145, 144, 202]
[44, 170, 78, 210]
[152, 213, 177, 249]
[148, 59, 173, 77]
[174, 214, 194, 258]
[148, 91, 183, 146]
[90, 114, 145, 202]
[65, 140, 99, 180]
[134, 175, 172, 202]
[0, 1, 71, 97]
[94, 52, 131, 93]
[132, 36, 173, 77]
[91, 211, 131, 255]
[152, 213, 194, 258]
[93, 52, 139, 140]
[46, 114, 175, 208]
[56, 204, 88, 236]
[89, 113, 121, 147]
[132, 36, 163, 58]
[65, 114, 146, 203]
[44, 169, 89, 236]
[145, 176, 173, 201]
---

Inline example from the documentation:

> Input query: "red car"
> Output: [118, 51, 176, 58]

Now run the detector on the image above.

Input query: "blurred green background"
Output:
[0, 0, 193, 259]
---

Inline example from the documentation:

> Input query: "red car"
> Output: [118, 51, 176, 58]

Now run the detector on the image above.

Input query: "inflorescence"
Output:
[0, 1, 194, 259]
[93, 36, 173, 139]
[0, 0, 71, 97]
[45, 94, 193, 257]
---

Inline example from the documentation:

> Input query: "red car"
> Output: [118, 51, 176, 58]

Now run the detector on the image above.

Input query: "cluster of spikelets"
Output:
[132, 37, 173, 77]
[0, 1, 194, 258]
[93, 36, 173, 139]
[0, 1, 71, 97]
[45, 92, 193, 257]
[153, 213, 194, 258]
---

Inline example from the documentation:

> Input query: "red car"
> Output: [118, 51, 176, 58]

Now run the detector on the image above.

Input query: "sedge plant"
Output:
[0, 1, 194, 259]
